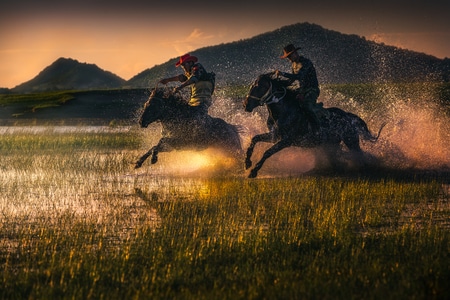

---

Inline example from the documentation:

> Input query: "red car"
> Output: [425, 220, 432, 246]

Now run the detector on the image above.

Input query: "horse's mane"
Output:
[258, 72, 275, 81]
[257, 72, 297, 103]
[149, 87, 187, 107]
[259, 72, 291, 88]
[150, 87, 180, 100]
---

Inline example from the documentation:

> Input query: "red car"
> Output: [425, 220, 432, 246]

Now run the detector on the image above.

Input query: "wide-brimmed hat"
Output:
[175, 53, 198, 67]
[280, 44, 301, 58]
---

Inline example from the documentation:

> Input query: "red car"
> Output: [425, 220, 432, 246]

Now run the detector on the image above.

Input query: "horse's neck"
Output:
[267, 103, 282, 120]
[267, 94, 300, 119]
[161, 97, 190, 119]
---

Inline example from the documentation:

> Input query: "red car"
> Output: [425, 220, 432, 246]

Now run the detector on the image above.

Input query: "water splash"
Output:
[138, 83, 449, 177]
[372, 99, 449, 170]
[323, 83, 450, 171]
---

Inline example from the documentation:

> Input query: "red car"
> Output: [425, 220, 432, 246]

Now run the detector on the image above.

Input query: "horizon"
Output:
[1, 1, 449, 89]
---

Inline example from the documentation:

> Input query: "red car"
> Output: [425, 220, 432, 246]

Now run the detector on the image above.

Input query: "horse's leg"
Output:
[343, 131, 362, 153]
[340, 129, 373, 170]
[322, 143, 346, 171]
[135, 137, 173, 169]
[135, 146, 156, 169]
[245, 132, 276, 170]
[248, 138, 292, 178]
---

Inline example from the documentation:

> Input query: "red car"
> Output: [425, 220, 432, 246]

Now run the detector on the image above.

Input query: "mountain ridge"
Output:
[11, 57, 126, 93]
[4, 22, 450, 93]
[129, 23, 449, 88]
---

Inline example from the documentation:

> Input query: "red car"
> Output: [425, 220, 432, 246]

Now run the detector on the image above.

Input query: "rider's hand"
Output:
[275, 70, 287, 78]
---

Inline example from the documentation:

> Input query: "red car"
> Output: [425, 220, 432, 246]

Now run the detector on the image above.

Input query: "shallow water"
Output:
[0, 125, 133, 134]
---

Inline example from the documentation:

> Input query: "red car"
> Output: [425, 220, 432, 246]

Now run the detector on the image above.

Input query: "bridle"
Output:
[246, 77, 287, 106]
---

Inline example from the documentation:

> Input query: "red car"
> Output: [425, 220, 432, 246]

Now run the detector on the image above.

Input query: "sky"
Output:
[1, 0, 449, 88]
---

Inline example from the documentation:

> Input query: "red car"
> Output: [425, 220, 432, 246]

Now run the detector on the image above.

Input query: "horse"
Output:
[135, 88, 243, 169]
[243, 73, 385, 178]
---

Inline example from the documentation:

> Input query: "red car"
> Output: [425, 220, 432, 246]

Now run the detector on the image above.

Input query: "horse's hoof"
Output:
[248, 169, 258, 178]
[134, 162, 142, 169]
[151, 157, 158, 164]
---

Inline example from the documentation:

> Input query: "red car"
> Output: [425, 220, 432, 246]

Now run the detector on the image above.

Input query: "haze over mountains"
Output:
[4, 23, 450, 93]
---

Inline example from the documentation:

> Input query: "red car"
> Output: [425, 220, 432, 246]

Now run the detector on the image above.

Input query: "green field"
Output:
[0, 128, 449, 299]
[1, 83, 449, 125]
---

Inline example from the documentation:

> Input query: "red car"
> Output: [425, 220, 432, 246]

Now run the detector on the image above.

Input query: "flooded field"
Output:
[0, 104, 449, 298]
[0, 125, 133, 134]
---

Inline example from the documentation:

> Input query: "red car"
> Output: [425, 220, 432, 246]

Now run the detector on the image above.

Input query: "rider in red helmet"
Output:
[159, 53, 215, 120]
[276, 44, 321, 137]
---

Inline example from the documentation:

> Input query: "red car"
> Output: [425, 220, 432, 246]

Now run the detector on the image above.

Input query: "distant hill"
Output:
[129, 23, 449, 88]
[11, 57, 126, 93]
[4, 22, 449, 93]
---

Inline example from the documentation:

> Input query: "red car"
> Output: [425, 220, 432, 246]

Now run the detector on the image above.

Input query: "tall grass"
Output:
[0, 128, 449, 299]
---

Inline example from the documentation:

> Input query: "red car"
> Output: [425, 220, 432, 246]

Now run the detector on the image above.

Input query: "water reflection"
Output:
[0, 126, 133, 134]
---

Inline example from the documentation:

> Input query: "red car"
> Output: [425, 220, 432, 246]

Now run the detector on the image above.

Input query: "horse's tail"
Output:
[372, 122, 387, 142]
[349, 112, 386, 142]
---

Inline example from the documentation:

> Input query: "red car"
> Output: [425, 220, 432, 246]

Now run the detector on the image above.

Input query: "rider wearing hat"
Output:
[276, 44, 321, 136]
[159, 53, 215, 119]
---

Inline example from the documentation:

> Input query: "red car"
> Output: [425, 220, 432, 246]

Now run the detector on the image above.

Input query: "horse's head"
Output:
[243, 72, 285, 112]
[138, 88, 172, 128]
[139, 88, 189, 128]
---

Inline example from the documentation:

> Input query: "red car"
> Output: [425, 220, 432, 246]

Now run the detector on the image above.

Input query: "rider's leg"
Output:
[299, 89, 321, 135]
[304, 101, 321, 135]
[188, 104, 209, 129]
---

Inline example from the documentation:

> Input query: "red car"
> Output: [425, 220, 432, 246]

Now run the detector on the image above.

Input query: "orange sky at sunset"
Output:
[1, 0, 449, 89]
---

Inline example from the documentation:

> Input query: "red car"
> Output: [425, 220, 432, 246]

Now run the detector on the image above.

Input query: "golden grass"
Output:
[0, 127, 448, 299]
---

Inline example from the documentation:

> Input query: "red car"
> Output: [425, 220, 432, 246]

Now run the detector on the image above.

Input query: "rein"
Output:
[150, 82, 160, 97]
[246, 81, 272, 105]
[247, 79, 287, 106]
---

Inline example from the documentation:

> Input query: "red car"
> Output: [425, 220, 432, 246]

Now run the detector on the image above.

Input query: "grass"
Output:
[0, 128, 449, 299]
[1, 83, 448, 123]
[0, 91, 76, 113]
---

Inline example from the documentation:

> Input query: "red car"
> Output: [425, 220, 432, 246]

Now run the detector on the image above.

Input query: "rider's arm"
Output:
[278, 71, 298, 86]
[177, 76, 198, 90]
[159, 74, 187, 84]
[176, 65, 204, 90]
[173, 63, 205, 91]
[279, 71, 296, 80]
[279, 58, 313, 83]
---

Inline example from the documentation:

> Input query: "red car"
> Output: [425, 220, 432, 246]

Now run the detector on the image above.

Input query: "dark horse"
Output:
[243, 73, 385, 178]
[135, 88, 243, 169]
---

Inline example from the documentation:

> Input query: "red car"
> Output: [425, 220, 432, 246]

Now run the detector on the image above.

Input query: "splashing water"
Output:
[138, 83, 449, 177]
[373, 99, 449, 170]
[323, 83, 450, 171]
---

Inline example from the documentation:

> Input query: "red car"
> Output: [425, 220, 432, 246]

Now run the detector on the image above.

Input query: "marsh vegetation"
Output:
[0, 127, 448, 299]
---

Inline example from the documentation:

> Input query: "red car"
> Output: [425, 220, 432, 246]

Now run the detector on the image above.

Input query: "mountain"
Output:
[6, 22, 450, 94]
[128, 23, 449, 87]
[12, 57, 126, 93]
[2, 22, 449, 123]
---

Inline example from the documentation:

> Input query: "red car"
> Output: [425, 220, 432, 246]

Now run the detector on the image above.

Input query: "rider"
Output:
[275, 44, 321, 136]
[158, 53, 215, 121]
